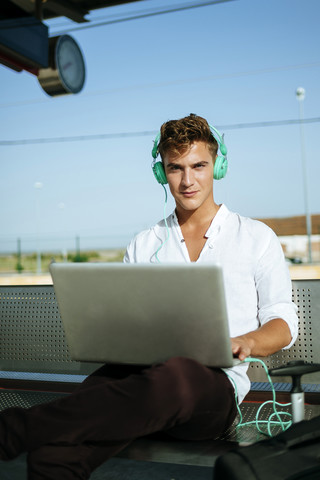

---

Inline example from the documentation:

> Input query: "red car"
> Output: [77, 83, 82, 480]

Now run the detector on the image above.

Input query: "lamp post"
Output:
[296, 87, 312, 263]
[34, 181, 43, 274]
[58, 202, 68, 261]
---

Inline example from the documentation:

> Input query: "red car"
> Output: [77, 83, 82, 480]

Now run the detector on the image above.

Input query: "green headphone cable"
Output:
[155, 184, 170, 263]
[226, 357, 292, 437]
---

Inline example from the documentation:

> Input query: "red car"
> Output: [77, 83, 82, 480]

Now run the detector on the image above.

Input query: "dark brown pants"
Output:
[0, 357, 237, 479]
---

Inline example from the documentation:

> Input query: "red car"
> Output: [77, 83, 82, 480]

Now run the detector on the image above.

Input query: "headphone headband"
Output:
[151, 123, 228, 184]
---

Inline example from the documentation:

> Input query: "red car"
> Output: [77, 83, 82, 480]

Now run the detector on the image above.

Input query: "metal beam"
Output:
[45, 0, 89, 23]
[8, 0, 89, 23]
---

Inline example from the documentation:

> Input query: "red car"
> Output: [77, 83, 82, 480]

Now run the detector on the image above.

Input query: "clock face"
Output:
[55, 35, 85, 94]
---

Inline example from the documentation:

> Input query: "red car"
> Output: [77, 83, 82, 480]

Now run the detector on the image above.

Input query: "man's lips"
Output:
[180, 191, 198, 197]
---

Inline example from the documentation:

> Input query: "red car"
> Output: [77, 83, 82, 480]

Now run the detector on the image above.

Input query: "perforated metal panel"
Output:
[248, 280, 320, 384]
[0, 285, 100, 375]
[0, 390, 67, 412]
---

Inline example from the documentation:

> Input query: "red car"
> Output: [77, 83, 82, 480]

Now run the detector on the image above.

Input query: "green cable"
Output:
[155, 184, 170, 263]
[226, 357, 293, 437]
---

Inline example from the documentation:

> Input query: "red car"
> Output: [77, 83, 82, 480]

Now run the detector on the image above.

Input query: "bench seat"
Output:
[0, 281, 320, 473]
[1, 383, 319, 468]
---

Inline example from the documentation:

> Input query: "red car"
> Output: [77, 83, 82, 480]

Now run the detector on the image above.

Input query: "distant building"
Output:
[256, 214, 320, 263]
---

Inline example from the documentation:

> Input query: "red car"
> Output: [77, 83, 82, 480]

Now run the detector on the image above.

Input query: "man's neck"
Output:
[176, 202, 220, 230]
[175, 202, 221, 262]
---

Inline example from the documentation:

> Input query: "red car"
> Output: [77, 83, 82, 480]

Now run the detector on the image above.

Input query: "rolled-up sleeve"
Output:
[255, 230, 298, 349]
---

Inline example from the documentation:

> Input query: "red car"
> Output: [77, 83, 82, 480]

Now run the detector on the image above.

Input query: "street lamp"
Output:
[34, 181, 43, 274]
[296, 87, 312, 263]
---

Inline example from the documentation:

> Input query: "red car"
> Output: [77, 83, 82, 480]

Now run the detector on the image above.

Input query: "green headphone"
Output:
[151, 124, 228, 185]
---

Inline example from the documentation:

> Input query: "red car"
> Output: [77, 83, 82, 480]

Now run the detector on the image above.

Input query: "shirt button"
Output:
[208, 242, 214, 248]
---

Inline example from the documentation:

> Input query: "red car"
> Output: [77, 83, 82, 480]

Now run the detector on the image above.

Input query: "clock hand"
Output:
[63, 61, 72, 71]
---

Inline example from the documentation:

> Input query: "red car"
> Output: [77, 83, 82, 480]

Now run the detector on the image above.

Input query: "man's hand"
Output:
[231, 318, 292, 361]
[231, 336, 254, 361]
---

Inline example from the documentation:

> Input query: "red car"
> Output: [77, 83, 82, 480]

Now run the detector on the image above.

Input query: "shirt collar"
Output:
[205, 204, 230, 238]
[171, 211, 184, 242]
[170, 204, 230, 240]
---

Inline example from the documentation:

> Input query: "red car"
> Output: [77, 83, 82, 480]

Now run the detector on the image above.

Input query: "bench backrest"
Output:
[248, 279, 320, 384]
[0, 284, 100, 375]
[0, 281, 319, 383]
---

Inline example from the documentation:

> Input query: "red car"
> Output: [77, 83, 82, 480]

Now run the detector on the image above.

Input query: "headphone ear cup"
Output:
[220, 143, 227, 156]
[152, 162, 168, 185]
[214, 156, 228, 180]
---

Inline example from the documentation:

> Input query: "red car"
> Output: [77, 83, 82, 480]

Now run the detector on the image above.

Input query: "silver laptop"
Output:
[49, 263, 236, 368]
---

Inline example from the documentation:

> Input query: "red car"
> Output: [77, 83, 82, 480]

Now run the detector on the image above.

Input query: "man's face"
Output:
[163, 141, 215, 215]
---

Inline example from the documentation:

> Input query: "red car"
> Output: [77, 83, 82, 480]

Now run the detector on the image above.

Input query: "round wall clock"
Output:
[38, 35, 86, 96]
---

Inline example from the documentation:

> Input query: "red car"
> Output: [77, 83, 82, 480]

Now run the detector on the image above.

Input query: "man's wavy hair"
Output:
[158, 114, 218, 161]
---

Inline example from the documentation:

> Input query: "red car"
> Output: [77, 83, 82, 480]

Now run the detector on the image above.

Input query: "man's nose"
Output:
[181, 168, 193, 186]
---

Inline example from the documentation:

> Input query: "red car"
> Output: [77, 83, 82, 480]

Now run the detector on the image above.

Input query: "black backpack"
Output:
[214, 415, 320, 480]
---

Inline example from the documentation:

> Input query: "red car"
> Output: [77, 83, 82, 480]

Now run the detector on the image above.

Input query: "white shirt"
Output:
[124, 204, 298, 403]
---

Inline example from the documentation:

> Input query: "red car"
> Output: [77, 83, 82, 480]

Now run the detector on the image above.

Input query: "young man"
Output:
[0, 114, 298, 479]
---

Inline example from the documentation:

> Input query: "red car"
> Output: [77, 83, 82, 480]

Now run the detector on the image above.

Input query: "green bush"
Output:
[68, 253, 89, 263]
[15, 262, 24, 273]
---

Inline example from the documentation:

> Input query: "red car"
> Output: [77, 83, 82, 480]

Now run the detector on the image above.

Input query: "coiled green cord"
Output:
[226, 357, 292, 437]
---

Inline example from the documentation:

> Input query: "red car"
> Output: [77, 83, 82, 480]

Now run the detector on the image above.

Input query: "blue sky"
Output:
[1, 0, 319, 253]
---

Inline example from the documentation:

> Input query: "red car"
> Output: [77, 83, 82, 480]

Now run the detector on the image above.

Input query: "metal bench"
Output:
[0, 280, 319, 474]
